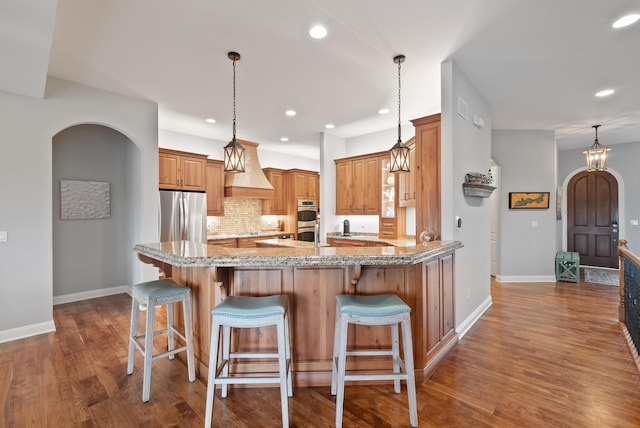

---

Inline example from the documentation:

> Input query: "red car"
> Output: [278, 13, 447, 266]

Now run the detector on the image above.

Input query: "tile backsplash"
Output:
[207, 198, 285, 234]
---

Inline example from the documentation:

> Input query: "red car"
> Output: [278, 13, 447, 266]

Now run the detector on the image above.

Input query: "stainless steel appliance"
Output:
[297, 199, 317, 242]
[343, 219, 350, 236]
[159, 190, 207, 243]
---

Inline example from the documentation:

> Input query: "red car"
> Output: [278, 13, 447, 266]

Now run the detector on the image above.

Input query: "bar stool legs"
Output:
[331, 294, 418, 427]
[205, 295, 292, 427]
[127, 279, 195, 402]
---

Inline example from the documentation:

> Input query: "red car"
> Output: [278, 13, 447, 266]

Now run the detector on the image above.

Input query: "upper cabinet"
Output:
[205, 159, 224, 216]
[397, 137, 416, 207]
[411, 114, 441, 239]
[289, 169, 319, 201]
[159, 148, 207, 191]
[335, 153, 381, 215]
[263, 168, 287, 215]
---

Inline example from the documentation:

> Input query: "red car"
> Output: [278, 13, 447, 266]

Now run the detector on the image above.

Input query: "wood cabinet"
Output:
[289, 169, 319, 201]
[327, 237, 389, 247]
[207, 238, 237, 248]
[159, 148, 207, 191]
[205, 159, 224, 216]
[237, 235, 279, 248]
[334, 153, 381, 215]
[262, 168, 287, 215]
[398, 138, 416, 207]
[421, 253, 455, 376]
[411, 114, 441, 238]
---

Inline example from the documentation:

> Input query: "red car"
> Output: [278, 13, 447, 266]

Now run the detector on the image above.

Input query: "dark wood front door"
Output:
[567, 171, 618, 268]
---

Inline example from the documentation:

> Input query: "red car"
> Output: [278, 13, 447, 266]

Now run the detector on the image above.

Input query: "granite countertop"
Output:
[326, 232, 417, 248]
[134, 240, 463, 268]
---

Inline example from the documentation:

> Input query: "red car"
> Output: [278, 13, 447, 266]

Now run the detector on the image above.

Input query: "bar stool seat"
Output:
[205, 295, 293, 427]
[331, 293, 418, 427]
[127, 279, 195, 402]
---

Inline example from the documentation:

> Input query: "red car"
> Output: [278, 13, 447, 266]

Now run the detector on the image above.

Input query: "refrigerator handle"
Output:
[180, 193, 187, 240]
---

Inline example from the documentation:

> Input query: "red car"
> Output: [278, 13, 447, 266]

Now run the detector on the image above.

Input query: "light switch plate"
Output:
[0, 231, 7, 242]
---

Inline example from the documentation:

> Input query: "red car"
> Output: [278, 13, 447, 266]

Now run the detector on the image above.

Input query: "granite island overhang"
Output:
[134, 240, 463, 386]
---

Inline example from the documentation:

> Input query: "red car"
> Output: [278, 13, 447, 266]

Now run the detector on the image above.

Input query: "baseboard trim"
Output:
[495, 275, 556, 283]
[53, 285, 132, 305]
[456, 295, 493, 339]
[0, 321, 56, 344]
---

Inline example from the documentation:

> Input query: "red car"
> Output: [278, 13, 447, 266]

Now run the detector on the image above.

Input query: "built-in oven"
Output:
[297, 199, 317, 242]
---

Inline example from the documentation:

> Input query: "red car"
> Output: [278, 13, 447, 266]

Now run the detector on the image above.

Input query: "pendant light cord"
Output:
[397, 58, 402, 143]
[232, 57, 237, 140]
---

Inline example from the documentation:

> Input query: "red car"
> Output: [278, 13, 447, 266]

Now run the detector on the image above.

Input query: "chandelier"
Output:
[583, 125, 610, 172]
[223, 51, 245, 173]
[389, 54, 410, 173]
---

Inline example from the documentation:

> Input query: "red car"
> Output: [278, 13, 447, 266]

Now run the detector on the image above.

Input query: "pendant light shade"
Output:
[389, 54, 410, 173]
[583, 125, 610, 172]
[224, 51, 245, 173]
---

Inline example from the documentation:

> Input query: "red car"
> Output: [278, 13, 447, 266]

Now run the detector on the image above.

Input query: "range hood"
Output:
[224, 140, 275, 199]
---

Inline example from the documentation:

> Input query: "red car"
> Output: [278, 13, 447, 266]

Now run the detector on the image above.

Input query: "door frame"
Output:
[561, 167, 625, 252]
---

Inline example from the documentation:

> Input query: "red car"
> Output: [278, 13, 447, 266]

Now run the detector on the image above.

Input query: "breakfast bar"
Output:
[134, 240, 463, 386]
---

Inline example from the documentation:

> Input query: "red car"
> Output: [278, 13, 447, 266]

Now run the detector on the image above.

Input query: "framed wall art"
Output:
[508, 192, 550, 209]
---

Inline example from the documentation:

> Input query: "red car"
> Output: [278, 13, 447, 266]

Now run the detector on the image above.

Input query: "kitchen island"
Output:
[134, 240, 463, 386]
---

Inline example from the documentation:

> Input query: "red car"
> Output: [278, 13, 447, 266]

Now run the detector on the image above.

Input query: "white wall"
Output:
[441, 60, 493, 335]
[492, 130, 558, 281]
[0, 77, 158, 342]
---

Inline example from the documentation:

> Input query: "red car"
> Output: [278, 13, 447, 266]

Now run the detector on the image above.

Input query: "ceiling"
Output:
[2, 0, 640, 159]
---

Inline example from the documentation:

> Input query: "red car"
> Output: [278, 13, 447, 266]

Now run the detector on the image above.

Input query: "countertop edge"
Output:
[134, 241, 464, 268]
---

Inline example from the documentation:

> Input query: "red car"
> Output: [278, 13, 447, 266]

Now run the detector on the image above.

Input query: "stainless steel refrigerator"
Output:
[159, 190, 207, 243]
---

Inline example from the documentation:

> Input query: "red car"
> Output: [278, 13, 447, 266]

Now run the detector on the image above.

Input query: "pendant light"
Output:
[389, 54, 410, 173]
[583, 125, 610, 172]
[223, 51, 245, 173]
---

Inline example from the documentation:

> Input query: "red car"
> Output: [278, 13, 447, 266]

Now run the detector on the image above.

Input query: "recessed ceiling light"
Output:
[378, 108, 390, 115]
[612, 13, 640, 28]
[205, 118, 216, 123]
[325, 124, 335, 129]
[309, 25, 327, 39]
[595, 89, 615, 97]
[285, 110, 297, 116]
[280, 137, 289, 142]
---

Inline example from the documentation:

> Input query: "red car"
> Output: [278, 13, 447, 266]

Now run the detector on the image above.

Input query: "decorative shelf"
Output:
[462, 183, 496, 198]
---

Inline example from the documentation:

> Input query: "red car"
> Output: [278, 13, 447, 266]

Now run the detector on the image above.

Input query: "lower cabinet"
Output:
[210, 251, 456, 385]
[207, 238, 237, 248]
[327, 237, 388, 247]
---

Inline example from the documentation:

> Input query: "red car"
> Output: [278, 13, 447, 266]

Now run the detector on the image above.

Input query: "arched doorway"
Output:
[567, 170, 619, 268]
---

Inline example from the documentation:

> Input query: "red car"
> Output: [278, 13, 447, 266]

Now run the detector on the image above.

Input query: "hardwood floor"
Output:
[2, 279, 639, 427]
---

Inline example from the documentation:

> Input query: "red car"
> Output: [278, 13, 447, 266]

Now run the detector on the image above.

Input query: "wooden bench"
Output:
[555, 251, 580, 283]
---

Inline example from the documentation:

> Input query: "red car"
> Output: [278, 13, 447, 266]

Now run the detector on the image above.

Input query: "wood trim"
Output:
[410, 113, 441, 127]
[224, 186, 275, 199]
[158, 147, 208, 159]
[333, 151, 388, 164]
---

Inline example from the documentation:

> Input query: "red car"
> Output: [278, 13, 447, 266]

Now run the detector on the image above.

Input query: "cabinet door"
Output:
[351, 159, 365, 214]
[263, 169, 287, 215]
[294, 172, 308, 199]
[335, 161, 352, 215]
[206, 160, 224, 216]
[363, 156, 380, 215]
[307, 173, 319, 200]
[181, 156, 206, 191]
[424, 258, 441, 354]
[159, 152, 180, 190]
[441, 254, 454, 337]
[398, 145, 415, 207]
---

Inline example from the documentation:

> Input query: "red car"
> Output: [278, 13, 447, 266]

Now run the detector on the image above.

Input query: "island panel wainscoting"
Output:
[134, 240, 463, 386]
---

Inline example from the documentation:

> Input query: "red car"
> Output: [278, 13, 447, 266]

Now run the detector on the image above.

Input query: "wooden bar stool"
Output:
[127, 279, 195, 402]
[331, 294, 418, 427]
[205, 295, 292, 427]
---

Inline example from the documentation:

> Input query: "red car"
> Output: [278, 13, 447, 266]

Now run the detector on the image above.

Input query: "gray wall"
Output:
[441, 60, 493, 333]
[52, 125, 133, 297]
[492, 130, 557, 280]
[0, 77, 158, 341]
[558, 141, 640, 254]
